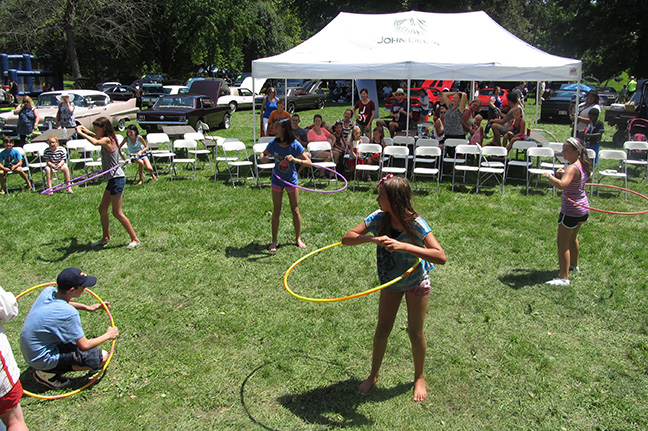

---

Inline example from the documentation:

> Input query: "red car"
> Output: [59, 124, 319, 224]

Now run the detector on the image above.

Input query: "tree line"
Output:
[0, 0, 646, 85]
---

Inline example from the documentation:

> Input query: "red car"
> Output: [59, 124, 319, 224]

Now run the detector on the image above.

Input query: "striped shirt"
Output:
[43, 147, 66, 164]
[561, 162, 589, 217]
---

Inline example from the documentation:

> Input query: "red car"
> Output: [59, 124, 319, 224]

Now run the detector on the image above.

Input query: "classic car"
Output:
[478, 88, 510, 114]
[385, 80, 455, 112]
[140, 83, 167, 108]
[0, 89, 138, 132]
[104, 85, 137, 101]
[217, 87, 255, 112]
[163, 85, 189, 95]
[540, 89, 588, 122]
[594, 85, 618, 106]
[137, 94, 230, 132]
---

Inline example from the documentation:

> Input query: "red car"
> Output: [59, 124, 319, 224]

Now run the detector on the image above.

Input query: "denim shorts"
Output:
[47, 343, 103, 373]
[106, 177, 126, 195]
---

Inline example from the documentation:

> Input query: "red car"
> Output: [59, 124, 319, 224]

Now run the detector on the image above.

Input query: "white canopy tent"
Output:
[251, 10, 582, 136]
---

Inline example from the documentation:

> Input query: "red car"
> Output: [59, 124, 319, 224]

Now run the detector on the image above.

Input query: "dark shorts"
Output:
[47, 343, 103, 374]
[0, 381, 23, 415]
[559, 212, 589, 229]
[105, 176, 126, 195]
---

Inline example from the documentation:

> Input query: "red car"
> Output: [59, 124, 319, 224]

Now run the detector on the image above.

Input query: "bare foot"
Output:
[268, 242, 278, 253]
[152, 176, 158, 181]
[296, 239, 307, 249]
[357, 375, 378, 395]
[67, 188, 74, 194]
[137, 180, 143, 185]
[413, 376, 427, 401]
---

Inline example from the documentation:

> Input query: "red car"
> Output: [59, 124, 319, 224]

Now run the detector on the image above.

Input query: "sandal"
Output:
[268, 242, 278, 253]
[296, 240, 307, 249]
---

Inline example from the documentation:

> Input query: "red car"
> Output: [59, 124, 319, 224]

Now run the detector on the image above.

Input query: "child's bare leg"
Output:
[62, 166, 73, 193]
[110, 194, 138, 242]
[0, 403, 29, 431]
[270, 189, 283, 248]
[358, 290, 403, 394]
[287, 189, 305, 248]
[137, 160, 144, 184]
[406, 290, 430, 401]
[143, 158, 157, 180]
[45, 166, 53, 189]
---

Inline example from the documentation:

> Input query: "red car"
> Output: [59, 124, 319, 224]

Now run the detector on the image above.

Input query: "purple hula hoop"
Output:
[273, 164, 348, 193]
[41, 162, 121, 194]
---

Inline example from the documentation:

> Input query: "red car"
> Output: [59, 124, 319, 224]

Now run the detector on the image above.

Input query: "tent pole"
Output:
[535, 80, 540, 128]
[573, 79, 581, 138]
[252, 78, 257, 142]
[284, 78, 288, 110]
[405, 79, 411, 137]
[351, 80, 355, 111]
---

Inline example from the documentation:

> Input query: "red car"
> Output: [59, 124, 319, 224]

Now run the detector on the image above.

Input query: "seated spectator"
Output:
[434, 106, 446, 143]
[267, 100, 291, 136]
[306, 114, 331, 142]
[290, 113, 308, 146]
[20, 268, 119, 390]
[489, 92, 524, 146]
[0, 137, 31, 194]
[337, 109, 355, 141]
[414, 89, 431, 118]
[376, 88, 409, 138]
[348, 126, 365, 180]
[485, 86, 503, 135]
[330, 122, 349, 170]
[503, 109, 526, 151]
[462, 98, 482, 136]
[469, 114, 485, 146]
[43, 136, 73, 195]
[121, 125, 157, 185]
[368, 126, 386, 165]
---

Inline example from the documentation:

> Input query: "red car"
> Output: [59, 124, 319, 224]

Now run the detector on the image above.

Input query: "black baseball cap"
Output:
[57, 268, 97, 290]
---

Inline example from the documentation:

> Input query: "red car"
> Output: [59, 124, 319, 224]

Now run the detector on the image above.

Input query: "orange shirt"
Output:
[267, 110, 291, 135]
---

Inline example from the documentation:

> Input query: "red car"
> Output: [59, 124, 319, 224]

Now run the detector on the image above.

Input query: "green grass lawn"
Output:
[1, 102, 647, 430]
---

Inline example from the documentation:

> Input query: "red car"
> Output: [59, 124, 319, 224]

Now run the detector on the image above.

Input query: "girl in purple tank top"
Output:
[542, 137, 593, 286]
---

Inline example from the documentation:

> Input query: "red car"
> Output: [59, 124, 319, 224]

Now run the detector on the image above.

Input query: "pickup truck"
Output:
[604, 79, 647, 145]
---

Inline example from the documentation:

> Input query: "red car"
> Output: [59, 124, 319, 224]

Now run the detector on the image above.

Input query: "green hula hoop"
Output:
[283, 241, 422, 303]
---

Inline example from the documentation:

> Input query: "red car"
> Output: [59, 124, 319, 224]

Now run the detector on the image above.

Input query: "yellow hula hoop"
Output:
[16, 282, 116, 400]
[283, 241, 423, 303]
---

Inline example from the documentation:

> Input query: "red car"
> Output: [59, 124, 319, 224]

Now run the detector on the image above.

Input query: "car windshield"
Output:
[36, 93, 86, 108]
[154, 96, 194, 108]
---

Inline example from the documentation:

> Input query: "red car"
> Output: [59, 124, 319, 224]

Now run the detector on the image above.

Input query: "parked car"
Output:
[103, 85, 137, 101]
[540, 89, 588, 122]
[137, 80, 231, 132]
[140, 83, 166, 108]
[97, 81, 121, 92]
[605, 79, 648, 145]
[594, 85, 618, 106]
[0, 89, 138, 132]
[163, 85, 189, 95]
[268, 81, 325, 114]
[478, 88, 510, 114]
[217, 87, 255, 112]
[385, 80, 454, 112]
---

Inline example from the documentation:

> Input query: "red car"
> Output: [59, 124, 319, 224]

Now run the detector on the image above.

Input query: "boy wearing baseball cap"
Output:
[19, 268, 119, 389]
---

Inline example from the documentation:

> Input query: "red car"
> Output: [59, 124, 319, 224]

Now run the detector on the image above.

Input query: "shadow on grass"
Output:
[36, 237, 122, 263]
[225, 241, 276, 261]
[241, 357, 411, 430]
[19, 367, 103, 397]
[499, 268, 557, 289]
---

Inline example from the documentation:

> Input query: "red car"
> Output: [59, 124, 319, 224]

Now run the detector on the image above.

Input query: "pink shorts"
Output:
[271, 183, 296, 193]
[407, 274, 431, 296]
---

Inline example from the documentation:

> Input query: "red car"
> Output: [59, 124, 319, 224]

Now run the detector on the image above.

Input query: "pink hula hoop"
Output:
[567, 183, 648, 215]
[273, 164, 348, 193]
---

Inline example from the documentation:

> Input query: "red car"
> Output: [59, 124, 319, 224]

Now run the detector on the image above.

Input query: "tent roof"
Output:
[252, 11, 581, 82]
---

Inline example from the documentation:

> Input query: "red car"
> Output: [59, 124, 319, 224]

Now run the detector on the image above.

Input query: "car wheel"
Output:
[220, 113, 231, 130]
[195, 119, 209, 133]
[287, 102, 296, 114]
[228, 101, 237, 112]
[316, 98, 325, 109]
[116, 119, 126, 132]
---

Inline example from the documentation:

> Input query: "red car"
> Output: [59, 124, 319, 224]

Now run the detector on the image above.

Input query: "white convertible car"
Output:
[0, 90, 138, 133]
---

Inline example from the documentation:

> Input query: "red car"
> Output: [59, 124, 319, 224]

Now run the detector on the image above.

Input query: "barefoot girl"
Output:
[121, 125, 157, 184]
[342, 175, 446, 401]
[76, 117, 140, 249]
[542, 137, 592, 285]
[261, 117, 312, 252]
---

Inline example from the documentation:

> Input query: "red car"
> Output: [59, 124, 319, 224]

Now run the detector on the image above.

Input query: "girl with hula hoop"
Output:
[261, 117, 313, 253]
[342, 175, 446, 401]
[542, 137, 593, 286]
[76, 118, 140, 249]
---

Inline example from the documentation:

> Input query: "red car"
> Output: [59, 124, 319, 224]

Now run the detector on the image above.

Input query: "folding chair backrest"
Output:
[356, 143, 382, 156]
[547, 142, 563, 155]
[174, 139, 197, 151]
[258, 136, 274, 144]
[15, 147, 28, 169]
[444, 138, 468, 148]
[416, 138, 439, 147]
[383, 137, 394, 147]
[623, 141, 648, 152]
[23, 142, 48, 166]
[393, 136, 415, 146]
[415, 146, 442, 158]
[527, 147, 554, 159]
[455, 144, 481, 156]
[115, 135, 124, 146]
[184, 132, 204, 142]
[360, 136, 370, 143]
[253, 143, 269, 156]
[222, 140, 247, 154]
[511, 140, 537, 152]
[383, 145, 409, 157]
[146, 133, 171, 150]
[586, 148, 596, 160]
[307, 141, 333, 154]
[599, 150, 626, 161]
[481, 146, 507, 158]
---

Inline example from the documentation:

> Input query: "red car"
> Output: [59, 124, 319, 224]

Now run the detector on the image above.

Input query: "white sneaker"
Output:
[126, 240, 140, 249]
[569, 266, 580, 273]
[546, 277, 570, 286]
[91, 239, 110, 247]
[34, 370, 70, 389]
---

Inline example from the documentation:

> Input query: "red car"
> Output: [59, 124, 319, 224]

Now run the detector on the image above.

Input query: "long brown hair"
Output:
[92, 116, 116, 141]
[377, 176, 419, 239]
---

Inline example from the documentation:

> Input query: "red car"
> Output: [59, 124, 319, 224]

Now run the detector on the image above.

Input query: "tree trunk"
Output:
[63, 0, 81, 79]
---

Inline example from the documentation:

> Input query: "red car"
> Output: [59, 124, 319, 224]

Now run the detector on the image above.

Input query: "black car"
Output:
[104, 85, 137, 101]
[137, 94, 230, 132]
[540, 89, 588, 122]
[140, 83, 166, 108]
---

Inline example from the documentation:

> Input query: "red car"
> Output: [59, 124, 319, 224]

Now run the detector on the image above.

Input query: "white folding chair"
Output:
[360, 136, 370, 143]
[597, 149, 627, 197]
[543, 142, 567, 170]
[147, 133, 174, 176]
[411, 145, 441, 196]
[383, 137, 394, 147]
[441, 138, 467, 180]
[415, 138, 440, 148]
[526, 147, 555, 195]
[4, 147, 33, 191]
[381, 145, 409, 177]
[184, 132, 212, 172]
[352, 143, 382, 191]
[221, 140, 254, 187]
[393, 136, 415, 147]
[84, 142, 103, 183]
[623, 141, 648, 183]
[22, 142, 49, 189]
[65, 139, 93, 179]
[171, 139, 197, 180]
[307, 141, 337, 188]
[253, 143, 275, 188]
[258, 136, 274, 144]
[452, 144, 481, 191]
[506, 140, 537, 181]
[478, 146, 508, 195]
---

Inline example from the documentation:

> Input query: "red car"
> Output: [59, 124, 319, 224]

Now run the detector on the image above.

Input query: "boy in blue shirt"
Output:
[20, 268, 119, 389]
[0, 137, 31, 193]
